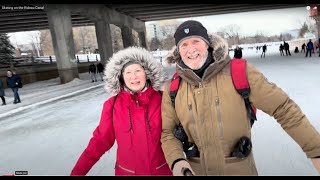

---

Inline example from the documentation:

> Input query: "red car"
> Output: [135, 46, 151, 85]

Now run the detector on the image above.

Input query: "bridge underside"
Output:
[0, 4, 306, 34]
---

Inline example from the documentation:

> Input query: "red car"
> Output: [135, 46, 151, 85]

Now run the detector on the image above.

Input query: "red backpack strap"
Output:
[230, 59, 257, 127]
[169, 73, 181, 108]
[231, 59, 249, 90]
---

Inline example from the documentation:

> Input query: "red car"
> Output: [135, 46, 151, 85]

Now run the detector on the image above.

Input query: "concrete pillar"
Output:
[121, 26, 134, 48]
[138, 31, 147, 48]
[95, 20, 113, 64]
[46, 5, 79, 84]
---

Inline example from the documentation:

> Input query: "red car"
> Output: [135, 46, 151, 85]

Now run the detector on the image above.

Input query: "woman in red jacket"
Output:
[70, 47, 172, 176]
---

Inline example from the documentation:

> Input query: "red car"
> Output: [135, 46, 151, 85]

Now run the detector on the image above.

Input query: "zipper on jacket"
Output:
[134, 93, 140, 106]
[117, 164, 135, 174]
[188, 104, 196, 126]
[145, 105, 151, 133]
[215, 97, 223, 139]
[199, 82, 203, 88]
[202, 151, 208, 175]
[128, 107, 133, 133]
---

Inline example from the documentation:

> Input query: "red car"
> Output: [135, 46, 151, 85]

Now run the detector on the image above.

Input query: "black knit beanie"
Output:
[174, 20, 210, 47]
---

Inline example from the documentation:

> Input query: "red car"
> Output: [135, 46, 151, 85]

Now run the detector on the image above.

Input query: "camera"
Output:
[231, 136, 252, 159]
[174, 124, 199, 158]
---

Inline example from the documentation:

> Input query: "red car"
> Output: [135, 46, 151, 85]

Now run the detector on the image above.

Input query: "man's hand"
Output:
[172, 160, 195, 176]
[311, 158, 320, 173]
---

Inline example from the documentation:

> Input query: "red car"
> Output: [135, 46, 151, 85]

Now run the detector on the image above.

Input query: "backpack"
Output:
[18, 81, 22, 88]
[16, 75, 22, 88]
[170, 58, 257, 127]
[89, 64, 96, 72]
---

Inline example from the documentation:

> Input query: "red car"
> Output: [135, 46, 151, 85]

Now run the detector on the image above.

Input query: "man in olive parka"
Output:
[160, 20, 320, 176]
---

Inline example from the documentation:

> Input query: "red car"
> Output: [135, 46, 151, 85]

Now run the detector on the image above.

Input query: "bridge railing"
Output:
[0, 54, 102, 69]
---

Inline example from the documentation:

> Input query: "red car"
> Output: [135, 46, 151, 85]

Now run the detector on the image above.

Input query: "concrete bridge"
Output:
[0, 4, 308, 84]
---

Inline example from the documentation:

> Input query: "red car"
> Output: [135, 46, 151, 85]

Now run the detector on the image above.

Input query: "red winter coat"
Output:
[71, 86, 172, 176]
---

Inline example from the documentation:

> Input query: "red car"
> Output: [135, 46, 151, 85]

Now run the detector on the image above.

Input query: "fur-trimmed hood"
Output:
[103, 46, 168, 95]
[166, 33, 229, 64]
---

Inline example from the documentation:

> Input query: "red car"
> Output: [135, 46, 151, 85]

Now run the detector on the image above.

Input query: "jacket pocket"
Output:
[225, 156, 245, 163]
[224, 156, 252, 175]
[154, 162, 172, 176]
[115, 163, 135, 175]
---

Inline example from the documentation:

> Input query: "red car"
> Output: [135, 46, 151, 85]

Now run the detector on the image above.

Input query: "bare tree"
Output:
[162, 34, 175, 50]
[40, 30, 54, 56]
[149, 37, 162, 51]
[280, 33, 293, 41]
[267, 35, 280, 42]
[132, 29, 139, 46]
[110, 24, 123, 53]
[307, 18, 317, 35]
[146, 20, 180, 50]
[298, 18, 317, 36]
[219, 24, 241, 46]
[27, 31, 43, 57]
[157, 20, 180, 39]
[73, 26, 98, 54]
[79, 26, 90, 53]
[254, 30, 266, 43]
[219, 24, 240, 38]
[241, 36, 257, 44]
[299, 22, 309, 38]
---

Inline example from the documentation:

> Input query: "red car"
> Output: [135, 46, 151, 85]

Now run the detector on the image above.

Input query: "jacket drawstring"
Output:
[128, 107, 133, 133]
[145, 105, 151, 133]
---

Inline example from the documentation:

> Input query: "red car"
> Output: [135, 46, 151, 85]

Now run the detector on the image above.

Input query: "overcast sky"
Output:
[9, 7, 312, 46]
[146, 7, 312, 37]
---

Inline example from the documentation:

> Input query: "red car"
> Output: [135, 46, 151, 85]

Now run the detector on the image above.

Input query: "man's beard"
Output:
[182, 51, 208, 70]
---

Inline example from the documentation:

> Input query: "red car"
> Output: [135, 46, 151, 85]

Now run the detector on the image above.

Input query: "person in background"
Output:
[301, 43, 306, 53]
[233, 45, 242, 59]
[261, 44, 267, 58]
[284, 41, 291, 56]
[0, 79, 6, 105]
[97, 62, 105, 81]
[6, 70, 21, 104]
[306, 39, 314, 58]
[89, 63, 97, 82]
[279, 44, 285, 56]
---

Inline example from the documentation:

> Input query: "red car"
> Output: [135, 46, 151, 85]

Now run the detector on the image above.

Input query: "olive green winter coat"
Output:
[160, 34, 320, 175]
